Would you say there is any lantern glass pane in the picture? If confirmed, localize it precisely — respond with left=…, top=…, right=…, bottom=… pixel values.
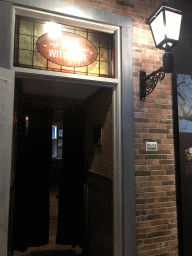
left=165, top=10, right=182, bottom=41
left=150, top=11, right=165, bottom=46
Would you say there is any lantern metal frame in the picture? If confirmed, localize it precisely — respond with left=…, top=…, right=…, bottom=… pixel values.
left=140, top=2, right=183, bottom=101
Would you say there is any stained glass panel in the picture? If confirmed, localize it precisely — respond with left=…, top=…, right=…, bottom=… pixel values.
left=14, top=15, right=115, bottom=78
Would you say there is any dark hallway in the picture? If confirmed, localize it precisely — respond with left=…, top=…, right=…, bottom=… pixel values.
left=10, top=78, right=86, bottom=256
left=9, top=77, right=113, bottom=256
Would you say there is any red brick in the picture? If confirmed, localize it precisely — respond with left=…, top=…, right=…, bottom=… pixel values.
left=145, top=191, right=167, bottom=198
left=147, top=230, right=172, bottom=238
left=147, top=208, right=167, bottom=215
left=151, top=219, right=169, bottom=226
left=154, top=234, right=177, bottom=243
left=151, top=170, right=166, bottom=175
left=137, top=226, right=156, bottom=234
left=142, top=203, right=161, bottom=209
left=136, top=220, right=152, bottom=228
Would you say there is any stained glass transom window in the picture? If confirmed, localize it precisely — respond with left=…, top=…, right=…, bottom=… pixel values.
left=14, top=15, right=115, bottom=78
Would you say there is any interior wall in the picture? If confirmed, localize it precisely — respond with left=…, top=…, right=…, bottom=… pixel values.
left=84, top=88, right=113, bottom=180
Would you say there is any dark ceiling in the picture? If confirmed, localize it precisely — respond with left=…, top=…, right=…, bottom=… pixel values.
left=22, top=78, right=101, bottom=101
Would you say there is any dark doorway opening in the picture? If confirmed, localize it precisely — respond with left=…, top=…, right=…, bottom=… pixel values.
left=8, top=77, right=113, bottom=256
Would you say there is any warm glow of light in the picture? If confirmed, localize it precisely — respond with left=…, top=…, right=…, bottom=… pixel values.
left=163, top=42, right=173, bottom=48
left=165, top=10, right=182, bottom=41
left=25, top=115, right=29, bottom=121
left=150, top=7, right=182, bottom=48
left=60, top=7, right=84, bottom=17
left=61, top=38, right=87, bottom=62
left=150, top=12, right=165, bottom=46
left=45, top=22, right=62, bottom=39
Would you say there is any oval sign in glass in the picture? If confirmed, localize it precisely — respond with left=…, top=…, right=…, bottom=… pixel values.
left=36, top=32, right=98, bottom=67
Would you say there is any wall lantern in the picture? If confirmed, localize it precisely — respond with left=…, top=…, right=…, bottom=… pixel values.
left=140, top=2, right=183, bottom=100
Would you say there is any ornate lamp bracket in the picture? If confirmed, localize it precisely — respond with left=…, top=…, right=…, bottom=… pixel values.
left=140, top=68, right=165, bottom=101
left=140, top=52, right=173, bottom=101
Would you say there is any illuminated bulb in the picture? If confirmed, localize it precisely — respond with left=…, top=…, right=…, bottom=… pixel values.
left=45, top=22, right=62, bottom=39
left=163, top=42, right=173, bottom=48
left=25, top=115, right=29, bottom=128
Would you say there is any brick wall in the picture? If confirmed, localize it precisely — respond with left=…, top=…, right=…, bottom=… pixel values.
left=62, top=0, right=179, bottom=255
left=132, top=2, right=178, bottom=255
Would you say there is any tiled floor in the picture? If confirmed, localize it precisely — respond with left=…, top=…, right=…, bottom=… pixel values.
left=13, top=187, right=82, bottom=256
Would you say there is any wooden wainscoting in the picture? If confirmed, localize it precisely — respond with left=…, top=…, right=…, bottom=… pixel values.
left=84, top=172, right=113, bottom=256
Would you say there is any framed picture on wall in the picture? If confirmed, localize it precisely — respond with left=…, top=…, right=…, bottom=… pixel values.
left=177, top=74, right=192, bottom=132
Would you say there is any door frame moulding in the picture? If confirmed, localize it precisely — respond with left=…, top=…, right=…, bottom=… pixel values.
left=14, top=67, right=119, bottom=88
left=6, top=1, right=135, bottom=255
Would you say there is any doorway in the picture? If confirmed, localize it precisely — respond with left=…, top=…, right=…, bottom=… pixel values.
left=9, top=76, right=113, bottom=256
left=0, top=1, right=135, bottom=255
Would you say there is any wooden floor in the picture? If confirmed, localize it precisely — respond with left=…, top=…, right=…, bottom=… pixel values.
left=13, top=187, right=82, bottom=256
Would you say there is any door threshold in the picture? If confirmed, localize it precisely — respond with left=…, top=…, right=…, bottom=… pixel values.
left=13, top=244, right=82, bottom=256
